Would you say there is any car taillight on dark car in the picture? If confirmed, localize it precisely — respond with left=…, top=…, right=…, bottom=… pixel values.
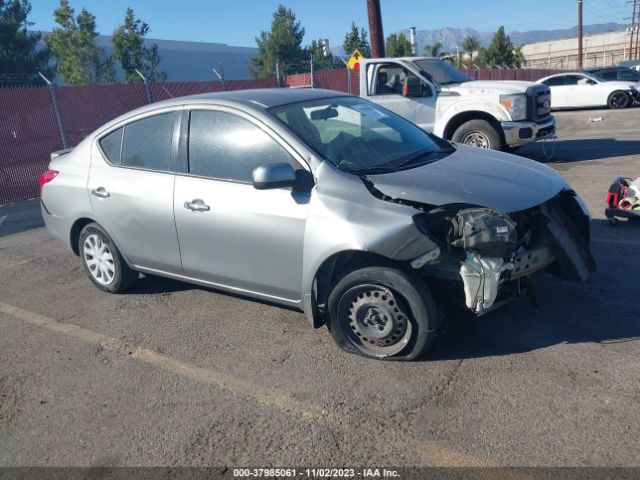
left=39, top=170, right=59, bottom=194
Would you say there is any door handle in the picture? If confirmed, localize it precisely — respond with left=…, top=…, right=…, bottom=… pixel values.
left=91, top=187, right=110, bottom=198
left=184, top=199, right=210, bottom=212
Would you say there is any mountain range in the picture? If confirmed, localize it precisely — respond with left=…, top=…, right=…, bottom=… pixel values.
left=334, top=22, right=627, bottom=56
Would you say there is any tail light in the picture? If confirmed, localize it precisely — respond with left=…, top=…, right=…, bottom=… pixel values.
left=39, top=170, right=59, bottom=195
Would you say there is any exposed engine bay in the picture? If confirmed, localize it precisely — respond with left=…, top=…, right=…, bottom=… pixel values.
left=406, top=190, right=596, bottom=315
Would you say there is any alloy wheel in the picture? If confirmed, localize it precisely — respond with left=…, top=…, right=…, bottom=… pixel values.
left=82, top=233, right=116, bottom=286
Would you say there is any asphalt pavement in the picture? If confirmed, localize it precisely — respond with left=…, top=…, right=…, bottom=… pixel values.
left=1, top=107, right=639, bottom=470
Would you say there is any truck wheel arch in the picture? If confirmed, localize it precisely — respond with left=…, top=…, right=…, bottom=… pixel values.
left=442, top=111, right=506, bottom=146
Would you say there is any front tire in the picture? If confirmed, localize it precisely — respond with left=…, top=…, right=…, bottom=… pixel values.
left=608, top=91, right=630, bottom=109
left=451, top=119, right=503, bottom=150
left=79, top=222, right=138, bottom=293
left=327, top=265, right=439, bottom=361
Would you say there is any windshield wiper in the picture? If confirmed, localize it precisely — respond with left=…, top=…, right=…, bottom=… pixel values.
left=353, top=165, right=400, bottom=175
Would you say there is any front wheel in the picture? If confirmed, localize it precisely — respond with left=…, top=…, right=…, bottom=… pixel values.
left=451, top=119, right=503, bottom=150
left=608, top=91, right=630, bottom=109
left=327, top=266, right=440, bottom=361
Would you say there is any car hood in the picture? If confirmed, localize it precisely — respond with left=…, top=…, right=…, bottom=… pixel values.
left=366, top=144, right=568, bottom=213
left=445, top=80, right=534, bottom=95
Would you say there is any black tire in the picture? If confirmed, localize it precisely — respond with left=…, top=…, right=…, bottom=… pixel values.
left=326, top=265, right=440, bottom=361
left=608, top=91, right=630, bottom=109
left=451, top=119, right=503, bottom=150
left=78, top=222, right=138, bottom=293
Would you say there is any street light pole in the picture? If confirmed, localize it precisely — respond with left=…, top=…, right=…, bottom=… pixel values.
left=366, top=0, right=385, bottom=58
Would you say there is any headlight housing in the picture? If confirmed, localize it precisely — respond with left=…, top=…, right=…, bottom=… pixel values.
left=500, top=93, right=527, bottom=121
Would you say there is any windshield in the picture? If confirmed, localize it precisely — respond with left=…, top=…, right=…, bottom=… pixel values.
left=269, top=96, right=453, bottom=175
left=413, top=59, right=473, bottom=86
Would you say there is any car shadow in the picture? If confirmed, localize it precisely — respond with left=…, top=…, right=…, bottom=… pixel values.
left=428, top=218, right=640, bottom=361
left=0, top=199, right=44, bottom=238
left=517, top=138, right=640, bottom=163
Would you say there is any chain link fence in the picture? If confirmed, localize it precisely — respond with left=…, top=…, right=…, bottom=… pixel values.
left=0, top=66, right=561, bottom=205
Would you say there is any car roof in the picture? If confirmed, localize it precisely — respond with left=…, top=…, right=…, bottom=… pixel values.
left=152, top=88, right=350, bottom=110
left=586, top=67, right=627, bottom=72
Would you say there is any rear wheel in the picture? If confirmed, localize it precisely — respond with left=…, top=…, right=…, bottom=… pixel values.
left=451, top=119, right=503, bottom=150
left=79, top=223, right=138, bottom=293
left=608, top=91, right=630, bottom=109
left=327, top=265, right=439, bottom=361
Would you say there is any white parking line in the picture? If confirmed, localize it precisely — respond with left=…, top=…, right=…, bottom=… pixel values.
left=0, top=299, right=523, bottom=472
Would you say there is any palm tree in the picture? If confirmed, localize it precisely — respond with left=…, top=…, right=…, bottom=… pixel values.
left=424, top=42, right=447, bottom=58
left=461, top=36, right=481, bottom=63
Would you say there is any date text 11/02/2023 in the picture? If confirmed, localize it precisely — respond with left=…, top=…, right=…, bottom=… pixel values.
left=233, top=468, right=400, bottom=478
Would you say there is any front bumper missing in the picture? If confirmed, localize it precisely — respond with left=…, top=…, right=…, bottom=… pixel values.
left=502, top=116, right=556, bottom=147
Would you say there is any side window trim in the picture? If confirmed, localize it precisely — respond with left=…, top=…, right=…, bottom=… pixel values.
left=184, top=106, right=306, bottom=184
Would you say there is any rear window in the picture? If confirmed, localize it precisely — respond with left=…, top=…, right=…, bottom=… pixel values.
left=121, top=113, right=175, bottom=171
left=99, top=127, right=123, bottom=164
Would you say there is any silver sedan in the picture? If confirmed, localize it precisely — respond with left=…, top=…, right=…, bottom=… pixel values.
left=41, top=89, right=595, bottom=360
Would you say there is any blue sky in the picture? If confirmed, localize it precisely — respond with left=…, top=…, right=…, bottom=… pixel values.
left=29, top=0, right=630, bottom=48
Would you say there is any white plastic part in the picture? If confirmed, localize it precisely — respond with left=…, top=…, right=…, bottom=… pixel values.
left=627, top=177, right=640, bottom=198
left=460, top=251, right=513, bottom=314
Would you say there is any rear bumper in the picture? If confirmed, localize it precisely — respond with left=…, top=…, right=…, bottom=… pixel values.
left=502, top=116, right=556, bottom=147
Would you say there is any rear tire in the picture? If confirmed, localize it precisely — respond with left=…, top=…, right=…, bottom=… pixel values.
left=327, top=265, right=440, bottom=361
left=451, top=119, right=503, bottom=150
left=79, top=222, right=138, bottom=293
left=608, top=91, right=630, bottom=109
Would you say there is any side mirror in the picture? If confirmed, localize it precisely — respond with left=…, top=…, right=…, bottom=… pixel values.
left=402, top=74, right=426, bottom=97
left=252, top=163, right=297, bottom=190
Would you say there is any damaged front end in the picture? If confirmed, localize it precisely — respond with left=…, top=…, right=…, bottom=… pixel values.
left=412, top=190, right=596, bottom=315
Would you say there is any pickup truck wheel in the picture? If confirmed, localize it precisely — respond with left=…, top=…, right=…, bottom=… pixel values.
left=608, top=91, right=630, bottom=109
left=326, top=266, right=439, bottom=361
left=79, top=222, right=138, bottom=293
left=452, top=120, right=502, bottom=150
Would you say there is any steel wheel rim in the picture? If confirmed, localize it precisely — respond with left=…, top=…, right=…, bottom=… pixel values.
left=461, top=132, right=490, bottom=148
left=83, top=233, right=115, bottom=286
left=339, top=284, right=413, bottom=357
left=612, top=93, right=627, bottom=108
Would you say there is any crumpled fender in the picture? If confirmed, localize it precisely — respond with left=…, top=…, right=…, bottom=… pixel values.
left=300, top=162, right=437, bottom=323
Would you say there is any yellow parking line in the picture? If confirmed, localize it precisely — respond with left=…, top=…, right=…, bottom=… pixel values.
left=0, top=299, right=531, bottom=475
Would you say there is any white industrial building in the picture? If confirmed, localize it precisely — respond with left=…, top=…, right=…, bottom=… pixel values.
left=522, top=28, right=638, bottom=69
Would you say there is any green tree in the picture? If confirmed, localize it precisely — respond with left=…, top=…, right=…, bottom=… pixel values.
left=514, top=45, right=526, bottom=67
left=0, top=0, right=52, bottom=83
left=111, top=8, right=165, bottom=82
left=478, top=26, right=515, bottom=67
left=45, top=0, right=114, bottom=84
left=343, top=22, right=370, bottom=58
left=424, top=42, right=447, bottom=58
left=385, top=33, right=411, bottom=57
left=461, top=35, right=480, bottom=64
left=251, top=4, right=306, bottom=78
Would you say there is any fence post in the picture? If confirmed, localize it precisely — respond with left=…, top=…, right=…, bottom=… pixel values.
left=38, top=72, right=68, bottom=149
left=135, top=69, right=154, bottom=104
left=276, top=60, right=281, bottom=87
left=310, top=54, right=314, bottom=88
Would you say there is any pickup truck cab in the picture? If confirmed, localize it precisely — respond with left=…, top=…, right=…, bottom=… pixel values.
left=360, top=57, right=556, bottom=151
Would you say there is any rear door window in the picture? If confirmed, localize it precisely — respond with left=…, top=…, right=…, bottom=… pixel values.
left=120, top=112, right=175, bottom=171
left=543, top=76, right=565, bottom=86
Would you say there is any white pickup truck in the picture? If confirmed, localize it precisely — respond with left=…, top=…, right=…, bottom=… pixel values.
left=359, top=57, right=556, bottom=151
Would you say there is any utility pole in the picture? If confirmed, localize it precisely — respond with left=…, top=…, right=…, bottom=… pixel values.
left=578, top=0, right=583, bottom=69
left=366, top=0, right=385, bottom=58
left=629, top=0, right=637, bottom=61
